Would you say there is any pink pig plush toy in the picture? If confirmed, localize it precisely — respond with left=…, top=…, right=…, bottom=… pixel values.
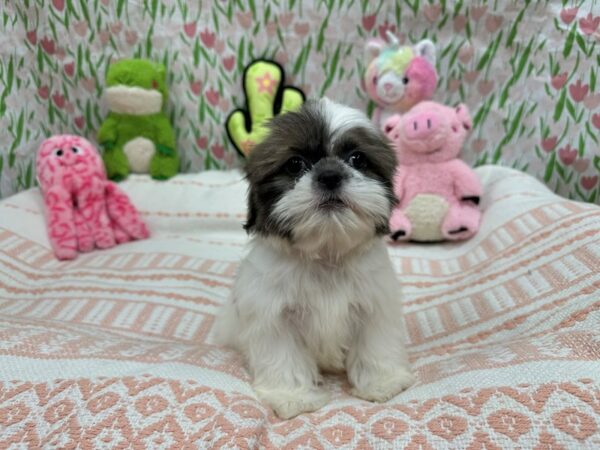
left=36, top=135, right=149, bottom=260
left=384, top=101, right=482, bottom=242
left=365, top=32, right=437, bottom=131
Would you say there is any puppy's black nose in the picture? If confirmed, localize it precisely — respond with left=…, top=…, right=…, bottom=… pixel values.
left=317, top=170, right=343, bottom=190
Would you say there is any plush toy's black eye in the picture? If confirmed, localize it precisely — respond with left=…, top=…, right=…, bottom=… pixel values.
left=347, top=151, right=367, bottom=170
left=373, top=75, right=378, bottom=85
left=71, top=147, right=80, bottom=154
left=402, top=77, right=409, bottom=84
left=285, top=156, right=308, bottom=176
left=55, top=149, right=63, bottom=157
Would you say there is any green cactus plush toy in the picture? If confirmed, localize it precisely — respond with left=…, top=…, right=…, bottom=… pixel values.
left=98, top=59, right=178, bottom=181
left=226, top=59, right=305, bottom=157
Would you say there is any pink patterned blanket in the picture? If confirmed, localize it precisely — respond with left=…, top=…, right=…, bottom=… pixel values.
left=0, top=166, right=598, bottom=448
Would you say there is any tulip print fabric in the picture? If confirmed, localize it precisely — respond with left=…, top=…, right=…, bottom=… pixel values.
left=0, top=0, right=599, bottom=202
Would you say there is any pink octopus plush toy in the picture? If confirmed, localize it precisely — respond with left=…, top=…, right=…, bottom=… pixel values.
left=37, top=135, right=149, bottom=260
left=384, top=101, right=482, bottom=242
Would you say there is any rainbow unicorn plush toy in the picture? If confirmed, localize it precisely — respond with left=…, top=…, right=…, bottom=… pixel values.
left=364, top=32, right=437, bottom=130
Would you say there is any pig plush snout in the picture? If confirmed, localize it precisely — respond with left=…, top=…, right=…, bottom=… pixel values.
left=385, top=109, right=446, bottom=154
left=403, top=111, right=441, bottom=141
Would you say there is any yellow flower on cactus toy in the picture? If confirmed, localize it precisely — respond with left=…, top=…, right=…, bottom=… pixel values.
left=256, top=72, right=277, bottom=95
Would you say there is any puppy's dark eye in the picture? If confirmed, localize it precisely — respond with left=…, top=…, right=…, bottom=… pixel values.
left=54, top=149, right=63, bottom=157
left=285, top=156, right=308, bottom=176
left=402, top=77, right=409, bottom=84
left=71, top=146, right=80, bottom=154
left=347, top=151, right=367, bottom=170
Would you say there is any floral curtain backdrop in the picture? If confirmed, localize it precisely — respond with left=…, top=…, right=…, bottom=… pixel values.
left=0, top=0, right=599, bottom=202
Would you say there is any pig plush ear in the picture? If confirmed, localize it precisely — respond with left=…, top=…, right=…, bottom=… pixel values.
left=455, top=104, right=472, bottom=131
left=415, top=39, right=436, bottom=67
left=383, top=114, right=402, bottom=137
left=365, top=38, right=386, bottom=64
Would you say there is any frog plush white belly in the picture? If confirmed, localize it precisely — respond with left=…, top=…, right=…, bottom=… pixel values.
left=123, top=137, right=156, bottom=173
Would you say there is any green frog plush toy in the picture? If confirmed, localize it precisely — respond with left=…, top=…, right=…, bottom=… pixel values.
left=98, top=59, right=178, bottom=181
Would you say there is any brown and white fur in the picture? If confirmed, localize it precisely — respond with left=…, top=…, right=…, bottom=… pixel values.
left=215, top=98, right=414, bottom=419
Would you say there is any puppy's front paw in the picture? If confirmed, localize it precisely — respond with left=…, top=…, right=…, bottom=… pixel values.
left=256, top=387, right=330, bottom=419
left=351, top=366, right=415, bottom=403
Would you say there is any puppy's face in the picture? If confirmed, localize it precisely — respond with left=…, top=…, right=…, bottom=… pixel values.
left=245, top=98, right=397, bottom=257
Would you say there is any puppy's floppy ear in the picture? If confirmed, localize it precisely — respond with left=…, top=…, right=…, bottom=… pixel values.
left=244, top=187, right=257, bottom=232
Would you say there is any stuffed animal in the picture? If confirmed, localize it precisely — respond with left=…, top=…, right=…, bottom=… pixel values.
left=383, top=101, right=482, bottom=242
left=226, top=59, right=305, bottom=157
left=365, top=32, right=437, bottom=131
left=36, top=135, right=149, bottom=260
left=98, top=58, right=178, bottom=181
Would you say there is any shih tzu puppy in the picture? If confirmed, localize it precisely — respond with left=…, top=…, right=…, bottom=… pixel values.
left=215, top=98, right=414, bottom=419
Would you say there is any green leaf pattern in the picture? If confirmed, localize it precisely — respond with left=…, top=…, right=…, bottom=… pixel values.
left=0, top=0, right=599, bottom=202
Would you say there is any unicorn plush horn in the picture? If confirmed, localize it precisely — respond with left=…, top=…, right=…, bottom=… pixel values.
left=386, top=30, right=399, bottom=47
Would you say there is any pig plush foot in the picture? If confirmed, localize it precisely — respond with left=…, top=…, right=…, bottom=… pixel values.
left=442, top=204, right=481, bottom=241
left=389, top=209, right=412, bottom=241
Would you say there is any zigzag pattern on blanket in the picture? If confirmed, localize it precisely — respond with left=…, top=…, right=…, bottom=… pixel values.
left=1, top=378, right=599, bottom=448
left=0, top=167, right=599, bottom=448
